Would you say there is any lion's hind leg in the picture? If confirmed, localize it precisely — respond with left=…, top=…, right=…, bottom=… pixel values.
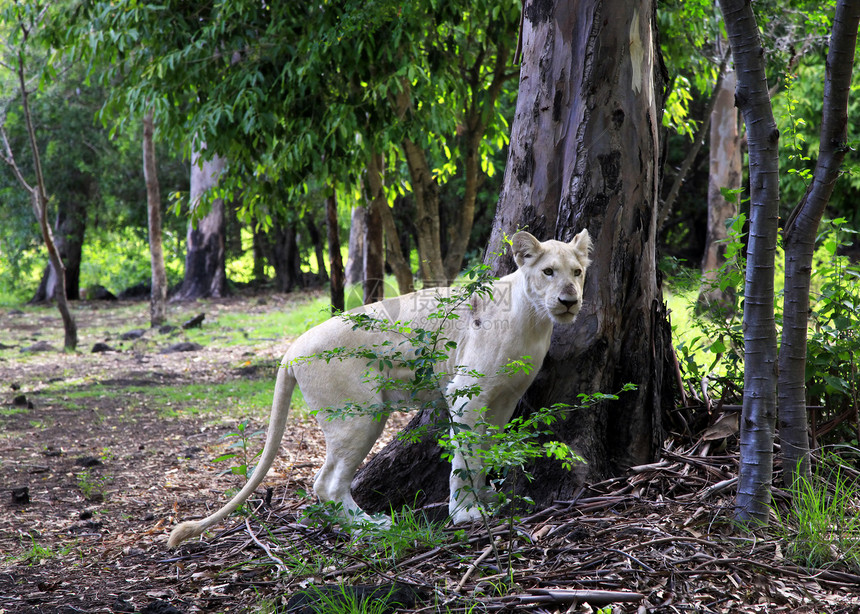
left=312, top=406, right=391, bottom=528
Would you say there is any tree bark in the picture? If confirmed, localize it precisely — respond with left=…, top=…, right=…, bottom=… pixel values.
left=326, top=190, right=345, bottom=313
left=344, top=206, right=366, bottom=286
left=143, top=110, right=168, bottom=326
left=697, top=52, right=741, bottom=316
left=717, top=0, right=781, bottom=526
left=261, top=222, right=301, bottom=293
left=402, top=138, right=446, bottom=287
left=173, top=146, right=228, bottom=301
left=354, top=0, right=672, bottom=512
left=779, top=0, right=860, bottom=488
left=364, top=152, right=385, bottom=304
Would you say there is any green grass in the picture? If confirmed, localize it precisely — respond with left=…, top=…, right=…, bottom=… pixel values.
left=772, top=457, right=860, bottom=572
left=40, top=377, right=311, bottom=421
left=190, top=296, right=331, bottom=346
left=10, top=537, right=79, bottom=566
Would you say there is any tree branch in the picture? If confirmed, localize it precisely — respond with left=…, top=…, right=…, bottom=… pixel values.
left=0, top=125, right=35, bottom=195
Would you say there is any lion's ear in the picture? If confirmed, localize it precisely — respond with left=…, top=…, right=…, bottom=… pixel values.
left=512, top=231, right=543, bottom=268
left=569, top=229, right=593, bottom=267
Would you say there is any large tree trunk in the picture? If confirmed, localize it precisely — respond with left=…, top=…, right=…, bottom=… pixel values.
left=354, top=0, right=672, bottom=512
left=143, top=111, right=168, bottom=326
left=717, top=0, right=781, bottom=526
left=779, top=0, right=860, bottom=487
left=697, top=53, right=741, bottom=315
left=172, top=146, right=228, bottom=301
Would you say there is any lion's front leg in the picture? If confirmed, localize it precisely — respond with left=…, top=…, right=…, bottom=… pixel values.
left=447, top=393, right=521, bottom=524
left=446, top=398, right=493, bottom=524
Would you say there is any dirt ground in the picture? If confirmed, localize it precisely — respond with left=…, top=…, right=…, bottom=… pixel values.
left=0, top=293, right=335, bottom=613
left=1, top=293, right=859, bottom=614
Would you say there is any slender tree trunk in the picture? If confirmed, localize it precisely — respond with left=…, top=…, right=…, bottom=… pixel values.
left=718, top=0, right=781, bottom=526
left=7, top=49, right=77, bottom=350
left=779, top=0, right=860, bottom=488
left=402, top=139, right=446, bottom=287
left=326, top=190, right=345, bottom=313
left=354, top=0, right=673, bottom=512
left=304, top=213, right=328, bottom=283
left=143, top=111, right=168, bottom=326
left=364, top=152, right=385, bottom=303
left=173, top=146, right=228, bottom=301
left=698, top=53, right=741, bottom=316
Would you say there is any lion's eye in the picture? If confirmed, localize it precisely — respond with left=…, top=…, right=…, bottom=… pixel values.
left=574, top=269, right=582, bottom=277
left=542, top=268, right=554, bottom=276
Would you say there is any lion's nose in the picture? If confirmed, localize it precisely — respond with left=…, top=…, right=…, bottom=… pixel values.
left=558, top=297, right=578, bottom=309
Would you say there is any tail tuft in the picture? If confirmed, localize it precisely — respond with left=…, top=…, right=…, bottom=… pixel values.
left=167, top=520, right=205, bottom=548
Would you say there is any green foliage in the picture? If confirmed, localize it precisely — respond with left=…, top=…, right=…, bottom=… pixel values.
left=805, top=219, right=860, bottom=446
left=773, top=61, right=860, bottom=227
left=772, top=454, right=860, bottom=571
left=658, top=0, right=721, bottom=135
left=76, top=469, right=111, bottom=501
left=11, top=536, right=77, bottom=566
left=81, top=227, right=185, bottom=294
left=214, top=420, right=265, bottom=481
left=293, top=583, right=405, bottom=614
left=64, top=0, right=518, bottom=232
left=672, top=211, right=748, bottom=404
left=671, top=213, right=860, bottom=446
left=781, top=73, right=815, bottom=187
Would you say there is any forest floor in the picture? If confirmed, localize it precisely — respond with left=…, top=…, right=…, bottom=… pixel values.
left=1, top=291, right=859, bottom=614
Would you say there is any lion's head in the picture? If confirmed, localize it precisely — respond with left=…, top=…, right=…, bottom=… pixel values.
left=512, top=229, right=593, bottom=324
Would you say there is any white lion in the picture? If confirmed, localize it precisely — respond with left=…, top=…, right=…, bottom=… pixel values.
left=168, top=230, right=592, bottom=547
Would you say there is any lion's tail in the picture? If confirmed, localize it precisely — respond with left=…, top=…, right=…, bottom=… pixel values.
left=167, top=363, right=296, bottom=548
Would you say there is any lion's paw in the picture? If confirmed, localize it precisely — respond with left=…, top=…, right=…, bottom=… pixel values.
left=351, top=512, right=392, bottom=534
left=451, top=505, right=484, bottom=524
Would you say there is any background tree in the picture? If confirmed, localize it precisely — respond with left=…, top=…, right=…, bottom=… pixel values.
left=0, top=0, right=77, bottom=350
left=717, top=0, right=782, bottom=525
left=698, top=39, right=741, bottom=314
left=143, top=110, right=168, bottom=325
left=172, top=148, right=227, bottom=300
left=778, top=0, right=860, bottom=486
